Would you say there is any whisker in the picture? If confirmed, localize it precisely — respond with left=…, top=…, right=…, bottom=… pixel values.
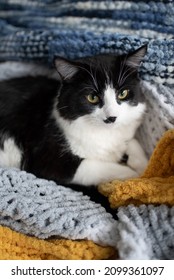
left=102, top=63, right=110, bottom=86
left=118, top=66, right=130, bottom=85
left=78, top=65, right=99, bottom=92
left=119, top=67, right=136, bottom=87
left=90, top=63, right=99, bottom=91
left=117, top=60, right=123, bottom=85
left=117, top=55, right=127, bottom=86
left=58, top=105, right=68, bottom=111
left=78, top=86, right=98, bottom=94
left=94, top=64, right=98, bottom=88
left=119, top=82, right=137, bottom=90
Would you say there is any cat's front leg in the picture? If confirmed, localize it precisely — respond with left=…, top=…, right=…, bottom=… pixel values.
left=126, top=138, right=148, bottom=175
left=71, top=159, right=138, bottom=186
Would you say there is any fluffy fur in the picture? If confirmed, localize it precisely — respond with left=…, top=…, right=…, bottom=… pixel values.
left=0, top=46, right=148, bottom=186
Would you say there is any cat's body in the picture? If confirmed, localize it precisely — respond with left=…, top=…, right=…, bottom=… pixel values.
left=0, top=46, right=148, bottom=186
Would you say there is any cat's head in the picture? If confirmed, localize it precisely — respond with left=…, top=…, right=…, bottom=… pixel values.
left=54, top=45, right=147, bottom=128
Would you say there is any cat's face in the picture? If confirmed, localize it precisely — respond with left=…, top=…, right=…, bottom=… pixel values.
left=54, top=45, right=147, bottom=128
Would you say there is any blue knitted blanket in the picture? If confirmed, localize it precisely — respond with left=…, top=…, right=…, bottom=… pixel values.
left=0, top=0, right=174, bottom=260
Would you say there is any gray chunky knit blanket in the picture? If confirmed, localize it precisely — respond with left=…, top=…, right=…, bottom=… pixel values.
left=0, top=0, right=174, bottom=260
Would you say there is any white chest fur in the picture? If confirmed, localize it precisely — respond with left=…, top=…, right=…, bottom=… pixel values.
left=53, top=106, right=148, bottom=186
left=54, top=84, right=146, bottom=165
left=56, top=113, right=137, bottom=163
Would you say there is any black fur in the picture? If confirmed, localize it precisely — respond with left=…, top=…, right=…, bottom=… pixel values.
left=0, top=46, right=146, bottom=185
left=0, top=76, right=82, bottom=183
left=56, top=53, right=145, bottom=120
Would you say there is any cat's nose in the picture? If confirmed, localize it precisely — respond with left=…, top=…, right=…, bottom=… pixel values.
left=104, top=116, right=117, bottom=124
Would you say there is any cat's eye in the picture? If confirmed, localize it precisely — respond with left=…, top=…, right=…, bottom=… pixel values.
left=86, top=94, right=100, bottom=104
left=118, top=89, right=130, bottom=100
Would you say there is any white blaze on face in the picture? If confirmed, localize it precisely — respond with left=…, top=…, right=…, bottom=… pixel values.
left=103, top=85, right=118, bottom=119
left=91, top=85, right=118, bottom=123
left=92, top=84, right=146, bottom=126
left=53, top=82, right=146, bottom=164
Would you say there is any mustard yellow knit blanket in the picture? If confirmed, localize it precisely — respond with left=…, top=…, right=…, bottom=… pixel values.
left=99, top=129, right=174, bottom=207
left=0, top=130, right=174, bottom=260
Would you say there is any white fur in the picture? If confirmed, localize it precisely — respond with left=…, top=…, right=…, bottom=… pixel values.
left=72, top=160, right=138, bottom=186
left=54, top=85, right=147, bottom=186
left=0, top=63, right=148, bottom=185
left=127, top=138, right=148, bottom=175
left=0, top=138, right=22, bottom=168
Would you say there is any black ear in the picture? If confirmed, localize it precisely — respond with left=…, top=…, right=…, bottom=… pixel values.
left=54, top=57, right=79, bottom=80
left=126, top=45, right=147, bottom=68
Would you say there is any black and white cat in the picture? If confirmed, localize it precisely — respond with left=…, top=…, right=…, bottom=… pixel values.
left=0, top=46, right=148, bottom=186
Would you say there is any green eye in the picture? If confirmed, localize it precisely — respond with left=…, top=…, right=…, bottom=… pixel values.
left=118, top=89, right=130, bottom=100
left=86, top=94, right=100, bottom=104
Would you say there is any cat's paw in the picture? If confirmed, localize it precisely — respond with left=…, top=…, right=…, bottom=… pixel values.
left=72, top=159, right=139, bottom=186
left=127, top=138, right=148, bottom=176
left=119, top=166, right=139, bottom=180
left=102, top=164, right=138, bottom=182
left=128, top=155, right=148, bottom=175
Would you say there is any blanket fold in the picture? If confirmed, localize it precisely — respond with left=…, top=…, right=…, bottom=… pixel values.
left=0, top=226, right=116, bottom=260
left=99, top=130, right=174, bottom=208
left=0, top=129, right=174, bottom=260
left=0, top=0, right=174, bottom=260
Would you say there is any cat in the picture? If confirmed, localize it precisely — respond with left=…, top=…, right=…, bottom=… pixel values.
left=0, top=45, right=148, bottom=187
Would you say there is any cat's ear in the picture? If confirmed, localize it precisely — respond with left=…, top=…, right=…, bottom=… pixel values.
left=126, top=45, right=147, bottom=68
left=54, top=57, right=79, bottom=80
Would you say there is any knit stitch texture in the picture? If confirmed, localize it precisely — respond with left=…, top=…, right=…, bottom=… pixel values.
left=0, top=0, right=174, bottom=155
left=0, top=130, right=174, bottom=260
left=0, top=168, right=118, bottom=247
left=0, top=0, right=174, bottom=260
